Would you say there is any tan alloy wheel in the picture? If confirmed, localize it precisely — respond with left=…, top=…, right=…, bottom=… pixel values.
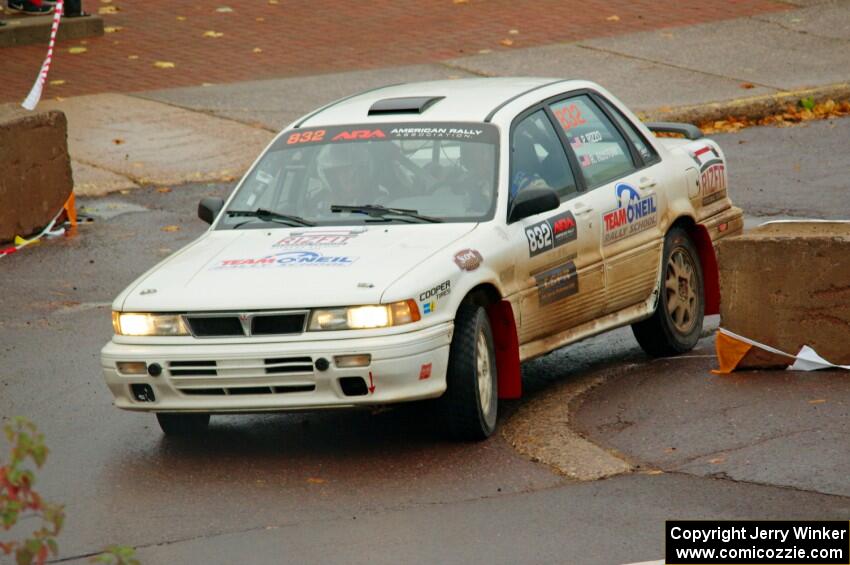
left=665, top=247, right=698, bottom=334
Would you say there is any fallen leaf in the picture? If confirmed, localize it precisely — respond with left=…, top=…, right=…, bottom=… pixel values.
left=478, top=48, right=492, bottom=54
left=104, top=25, right=123, bottom=33
left=201, top=82, right=214, bottom=87
left=252, top=47, right=263, bottom=53
left=215, top=6, right=233, bottom=12
left=54, top=96, right=65, bottom=102
left=176, top=15, right=187, bottom=21
left=98, top=5, right=119, bottom=14
left=127, top=55, right=139, bottom=60
left=500, top=38, right=514, bottom=46
left=49, top=79, right=66, bottom=86
left=644, top=469, right=664, bottom=475
left=112, top=138, right=124, bottom=145
left=808, top=399, right=826, bottom=404
left=100, top=0, right=112, bottom=3
left=606, top=14, right=620, bottom=21
left=203, top=30, right=224, bottom=38
left=508, top=29, right=519, bottom=35
left=161, top=225, right=180, bottom=232
left=708, top=456, right=726, bottom=464
left=154, top=61, right=176, bottom=69
left=268, top=0, right=278, bottom=4
left=255, top=17, right=265, bottom=21
left=119, top=189, right=131, bottom=195
left=660, top=32, right=675, bottom=38
left=306, top=477, right=325, bottom=484
left=157, top=187, right=172, bottom=193
left=740, top=82, right=755, bottom=89
left=68, top=46, right=88, bottom=54
left=453, top=0, right=468, bottom=4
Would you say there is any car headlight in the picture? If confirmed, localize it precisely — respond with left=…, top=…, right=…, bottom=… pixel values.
left=308, top=300, right=420, bottom=331
left=112, top=312, right=189, bottom=336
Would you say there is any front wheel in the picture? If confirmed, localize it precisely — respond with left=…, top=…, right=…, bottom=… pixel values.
left=632, top=226, right=704, bottom=356
left=436, top=303, right=498, bottom=441
left=156, top=413, right=210, bottom=436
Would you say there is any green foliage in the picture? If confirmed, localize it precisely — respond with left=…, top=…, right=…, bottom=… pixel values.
left=799, top=96, right=816, bottom=111
left=0, top=417, right=65, bottom=565
left=90, top=545, right=140, bottom=565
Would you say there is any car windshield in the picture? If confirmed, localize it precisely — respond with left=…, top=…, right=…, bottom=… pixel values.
left=217, top=122, right=499, bottom=229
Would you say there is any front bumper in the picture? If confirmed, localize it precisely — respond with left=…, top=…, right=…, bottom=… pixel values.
left=101, top=322, right=453, bottom=413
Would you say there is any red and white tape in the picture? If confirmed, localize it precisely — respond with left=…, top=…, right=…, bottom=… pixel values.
left=21, top=0, right=64, bottom=111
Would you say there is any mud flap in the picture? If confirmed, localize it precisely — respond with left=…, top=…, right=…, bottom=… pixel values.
left=689, top=224, right=720, bottom=315
left=487, top=300, right=522, bottom=399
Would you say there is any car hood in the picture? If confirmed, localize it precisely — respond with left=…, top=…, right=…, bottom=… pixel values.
left=120, top=223, right=477, bottom=312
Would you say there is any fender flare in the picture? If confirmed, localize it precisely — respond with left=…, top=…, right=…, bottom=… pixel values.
left=687, top=223, right=720, bottom=315
left=487, top=300, right=522, bottom=399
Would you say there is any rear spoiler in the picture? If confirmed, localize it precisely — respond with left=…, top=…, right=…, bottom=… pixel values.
left=645, top=121, right=704, bottom=140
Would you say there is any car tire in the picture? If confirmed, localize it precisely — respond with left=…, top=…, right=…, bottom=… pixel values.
left=156, top=413, right=210, bottom=436
left=632, top=226, right=704, bottom=356
left=437, top=303, right=498, bottom=441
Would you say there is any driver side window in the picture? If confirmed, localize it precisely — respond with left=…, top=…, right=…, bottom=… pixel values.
left=510, top=110, right=578, bottom=206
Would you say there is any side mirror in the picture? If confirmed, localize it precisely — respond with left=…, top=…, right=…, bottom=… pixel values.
left=198, top=197, right=224, bottom=225
left=508, top=186, right=560, bottom=223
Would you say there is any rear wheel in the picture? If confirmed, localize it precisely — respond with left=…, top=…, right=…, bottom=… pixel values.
left=632, top=226, right=704, bottom=356
left=156, top=413, right=210, bottom=436
left=437, top=303, right=498, bottom=441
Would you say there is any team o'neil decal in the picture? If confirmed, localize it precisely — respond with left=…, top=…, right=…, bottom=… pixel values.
left=534, top=261, right=578, bottom=305
left=524, top=211, right=578, bottom=257
left=690, top=144, right=727, bottom=206
left=214, top=250, right=357, bottom=269
left=602, top=183, right=658, bottom=245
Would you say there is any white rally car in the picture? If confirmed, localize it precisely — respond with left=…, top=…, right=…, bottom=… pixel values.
left=102, top=78, right=743, bottom=439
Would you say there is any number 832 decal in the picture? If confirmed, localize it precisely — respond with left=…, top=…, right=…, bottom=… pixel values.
left=524, top=211, right=578, bottom=257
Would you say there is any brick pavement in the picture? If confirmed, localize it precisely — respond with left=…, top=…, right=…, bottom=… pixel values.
left=0, top=0, right=790, bottom=103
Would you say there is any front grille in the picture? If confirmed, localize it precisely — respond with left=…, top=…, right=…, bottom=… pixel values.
left=185, top=316, right=243, bottom=337
left=184, top=311, right=307, bottom=337
left=252, top=313, right=306, bottom=335
left=167, top=356, right=316, bottom=397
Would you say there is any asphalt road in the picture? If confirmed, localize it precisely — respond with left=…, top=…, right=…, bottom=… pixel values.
left=0, top=117, right=848, bottom=564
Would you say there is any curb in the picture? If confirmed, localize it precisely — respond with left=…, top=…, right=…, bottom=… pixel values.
left=0, top=13, right=103, bottom=48
left=638, top=82, right=850, bottom=125
left=501, top=364, right=636, bottom=481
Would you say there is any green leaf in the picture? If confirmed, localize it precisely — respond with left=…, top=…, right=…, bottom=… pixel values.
left=800, top=96, right=815, bottom=110
left=16, top=546, right=33, bottom=565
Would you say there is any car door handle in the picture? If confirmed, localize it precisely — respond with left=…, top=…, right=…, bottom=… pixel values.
left=639, top=177, right=657, bottom=190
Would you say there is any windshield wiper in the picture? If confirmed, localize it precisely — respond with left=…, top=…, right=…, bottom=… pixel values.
left=330, top=204, right=442, bottom=223
left=227, top=208, right=315, bottom=227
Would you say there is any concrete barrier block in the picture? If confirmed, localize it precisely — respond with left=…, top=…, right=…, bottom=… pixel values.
left=0, top=107, right=73, bottom=243
left=718, top=221, right=850, bottom=365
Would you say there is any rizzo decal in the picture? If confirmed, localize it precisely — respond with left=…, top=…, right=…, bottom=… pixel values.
left=689, top=143, right=728, bottom=205
left=420, top=280, right=451, bottom=315
left=534, top=261, right=579, bottom=305
left=525, top=211, right=578, bottom=257
left=700, top=162, right=726, bottom=205
left=274, top=228, right=365, bottom=248
left=215, top=251, right=357, bottom=269
left=453, top=249, right=483, bottom=271
left=602, top=183, right=658, bottom=245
